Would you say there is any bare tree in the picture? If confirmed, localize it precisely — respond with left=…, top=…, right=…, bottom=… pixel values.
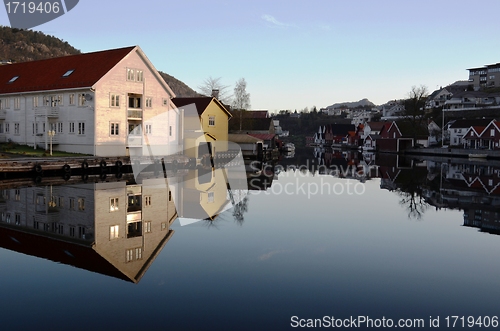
left=198, top=76, right=232, bottom=104
left=402, top=85, right=430, bottom=144
left=232, top=78, right=251, bottom=131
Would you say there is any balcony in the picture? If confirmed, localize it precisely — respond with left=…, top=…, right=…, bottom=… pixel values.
left=35, top=106, right=59, bottom=118
left=127, top=135, right=142, bottom=146
left=128, top=109, right=143, bottom=120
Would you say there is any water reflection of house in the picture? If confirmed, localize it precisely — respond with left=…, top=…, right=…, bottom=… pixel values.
left=0, top=179, right=176, bottom=283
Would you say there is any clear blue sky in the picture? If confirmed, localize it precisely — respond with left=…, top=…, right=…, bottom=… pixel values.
left=1, top=0, right=499, bottom=111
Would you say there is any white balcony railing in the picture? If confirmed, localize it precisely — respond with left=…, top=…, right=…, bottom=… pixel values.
left=35, top=106, right=59, bottom=118
left=128, top=109, right=143, bottom=120
left=127, top=135, right=142, bottom=146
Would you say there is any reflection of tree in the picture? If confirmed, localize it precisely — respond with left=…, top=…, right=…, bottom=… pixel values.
left=397, top=190, right=429, bottom=220
left=393, top=166, right=431, bottom=220
left=233, top=196, right=249, bottom=225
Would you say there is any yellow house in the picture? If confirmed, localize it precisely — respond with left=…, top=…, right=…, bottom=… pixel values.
left=172, top=97, right=232, bottom=159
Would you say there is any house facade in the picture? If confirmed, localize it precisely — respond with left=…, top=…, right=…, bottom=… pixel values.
left=0, top=46, right=181, bottom=157
left=172, top=97, right=232, bottom=159
left=448, top=119, right=492, bottom=146
left=463, top=120, right=500, bottom=150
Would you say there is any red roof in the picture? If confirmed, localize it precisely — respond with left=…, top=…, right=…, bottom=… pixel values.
left=248, top=133, right=276, bottom=140
left=172, top=97, right=232, bottom=117
left=0, top=46, right=136, bottom=94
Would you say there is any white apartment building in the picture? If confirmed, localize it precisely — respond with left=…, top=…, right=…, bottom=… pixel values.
left=0, top=46, right=182, bottom=157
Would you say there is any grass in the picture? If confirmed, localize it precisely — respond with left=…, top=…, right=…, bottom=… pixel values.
left=0, top=142, right=91, bottom=157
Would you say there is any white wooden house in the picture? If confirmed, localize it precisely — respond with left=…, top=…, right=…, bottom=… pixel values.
left=0, top=46, right=182, bottom=157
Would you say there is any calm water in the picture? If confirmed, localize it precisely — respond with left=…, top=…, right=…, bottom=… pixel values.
left=1, top=150, right=500, bottom=330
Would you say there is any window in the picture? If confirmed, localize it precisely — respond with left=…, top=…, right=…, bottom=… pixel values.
left=161, top=222, right=167, bottom=231
left=110, top=123, right=119, bottom=136
left=128, top=96, right=141, bottom=108
left=110, top=197, right=119, bottom=211
left=62, top=69, right=74, bottom=77
left=110, top=225, right=119, bottom=240
left=208, top=116, right=215, bottom=126
left=49, top=95, right=63, bottom=107
left=33, top=96, right=39, bottom=108
left=0, top=99, right=6, bottom=110
left=14, top=123, right=19, bottom=135
left=15, top=213, right=21, bottom=225
left=491, top=129, right=495, bottom=137
left=208, top=192, right=215, bottom=203
left=78, top=93, right=86, bottom=106
left=14, top=97, right=20, bottom=109
left=69, top=122, right=75, bottom=133
left=169, top=126, right=172, bottom=136
left=69, top=93, right=75, bottom=105
left=144, top=196, right=151, bottom=207
left=69, top=226, right=75, bottom=237
left=78, top=198, right=85, bottom=211
left=110, top=94, right=120, bottom=107
left=145, top=124, right=152, bottom=134
left=126, top=247, right=143, bottom=262
left=145, top=221, right=151, bottom=233
left=78, top=122, right=85, bottom=135
left=127, top=68, right=135, bottom=81
left=78, top=226, right=85, bottom=239
left=136, top=70, right=144, bottom=82
left=14, top=189, right=20, bottom=201
left=5, top=123, right=9, bottom=133
left=135, top=247, right=142, bottom=259
left=57, top=122, right=63, bottom=133
left=8, top=76, right=19, bottom=83
left=162, top=98, right=168, bottom=106
left=0, top=123, right=3, bottom=133
left=168, top=190, right=172, bottom=202
left=126, top=249, right=133, bottom=262
left=145, top=97, right=152, bottom=108
left=69, top=198, right=75, bottom=210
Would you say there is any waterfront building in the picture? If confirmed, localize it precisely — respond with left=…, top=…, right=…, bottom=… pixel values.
left=0, top=46, right=181, bottom=156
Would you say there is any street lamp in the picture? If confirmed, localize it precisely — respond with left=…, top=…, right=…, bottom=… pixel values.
left=48, top=130, right=55, bottom=155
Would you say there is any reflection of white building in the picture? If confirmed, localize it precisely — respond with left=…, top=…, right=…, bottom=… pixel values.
left=0, top=46, right=181, bottom=156
left=0, top=179, right=177, bottom=283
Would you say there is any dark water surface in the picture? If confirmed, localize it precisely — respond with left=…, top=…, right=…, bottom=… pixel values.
left=1, top=153, right=500, bottom=330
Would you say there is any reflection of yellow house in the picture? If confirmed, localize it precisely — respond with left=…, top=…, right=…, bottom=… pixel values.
left=172, top=97, right=232, bottom=158
left=179, top=168, right=231, bottom=221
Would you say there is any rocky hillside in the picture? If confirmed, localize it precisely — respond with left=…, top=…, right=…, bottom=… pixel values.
left=158, top=71, right=201, bottom=98
left=0, top=26, right=80, bottom=61
left=326, top=98, right=375, bottom=109
left=0, top=26, right=199, bottom=97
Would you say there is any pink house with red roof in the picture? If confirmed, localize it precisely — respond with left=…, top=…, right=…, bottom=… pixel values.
left=0, top=46, right=181, bottom=156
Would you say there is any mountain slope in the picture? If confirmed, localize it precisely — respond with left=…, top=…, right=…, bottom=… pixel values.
left=326, top=98, right=375, bottom=109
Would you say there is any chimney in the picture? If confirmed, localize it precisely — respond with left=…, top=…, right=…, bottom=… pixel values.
left=211, top=89, right=219, bottom=99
